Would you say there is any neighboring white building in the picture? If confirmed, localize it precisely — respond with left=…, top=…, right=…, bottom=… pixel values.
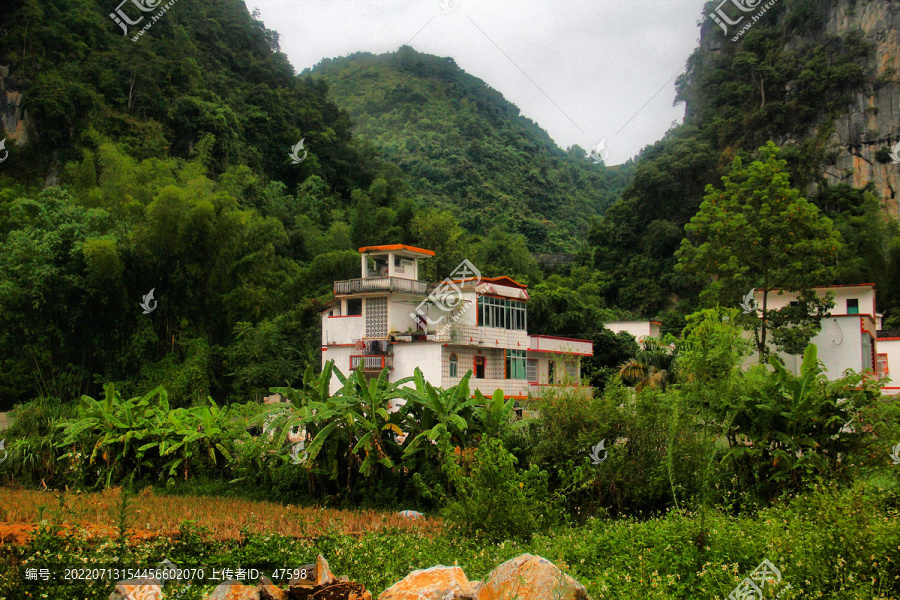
left=745, top=284, right=897, bottom=394
left=877, top=331, right=899, bottom=395
left=321, top=245, right=593, bottom=399
left=606, top=320, right=661, bottom=341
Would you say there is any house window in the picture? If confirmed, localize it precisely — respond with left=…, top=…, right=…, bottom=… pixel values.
left=548, top=360, right=555, bottom=384
left=347, top=298, right=362, bottom=316
left=847, top=298, right=859, bottom=314
left=477, top=296, right=526, bottom=331
left=876, top=353, right=888, bottom=378
left=526, top=359, right=538, bottom=382
left=449, top=353, right=458, bottom=378
left=474, top=356, right=485, bottom=379
left=565, top=361, right=578, bottom=382
left=505, top=350, right=527, bottom=379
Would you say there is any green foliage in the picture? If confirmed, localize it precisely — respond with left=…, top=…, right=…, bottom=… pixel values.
left=444, top=437, right=556, bottom=541
left=617, top=338, right=678, bottom=391
left=54, top=384, right=244, bottom=487
left=676, top=142, right=842, bottom=359
left=309, top=48, right=633, bottom=252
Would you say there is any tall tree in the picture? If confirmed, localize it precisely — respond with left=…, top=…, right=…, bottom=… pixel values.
left=676, top=142, right=842, bottom=360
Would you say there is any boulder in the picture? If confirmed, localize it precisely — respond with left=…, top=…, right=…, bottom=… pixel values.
left=109, top=578, right=162, bottom=600
left=205, top=580, right=261, bottom=600
left=378, top=565, right=475, bottom=600
left=475, top=555, right=589, bottom=600
left=288, top=555, right=336, bottom=599
left=259, top=575, right=289, bottom=600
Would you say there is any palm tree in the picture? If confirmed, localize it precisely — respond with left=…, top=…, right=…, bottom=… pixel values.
left=617, top=339, right=677, bottom=391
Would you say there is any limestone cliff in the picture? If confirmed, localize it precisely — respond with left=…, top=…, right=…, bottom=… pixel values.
left=691, top=0, right=899, bottom=218
left=821, top=0, right=899, bottom=216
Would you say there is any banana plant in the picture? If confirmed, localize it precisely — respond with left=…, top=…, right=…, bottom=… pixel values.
left=400, top=368, right=476, bottom=463
left=473, top=387, right=523, bottom=438
left=344, top=367, right=412, bottom=478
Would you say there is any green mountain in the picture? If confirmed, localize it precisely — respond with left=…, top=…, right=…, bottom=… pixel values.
left=586, top=0, right=900, bottom=323
left=307, top=47, right=633, bottom=252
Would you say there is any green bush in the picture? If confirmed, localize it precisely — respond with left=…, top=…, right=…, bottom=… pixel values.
left=443, top=437, right=557, bottom=541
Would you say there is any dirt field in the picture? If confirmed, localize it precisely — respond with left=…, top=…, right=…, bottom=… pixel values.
left=0, top=486, right=440, bottom=545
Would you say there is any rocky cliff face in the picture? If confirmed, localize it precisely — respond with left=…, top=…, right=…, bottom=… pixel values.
left=820, top=0, right=899, bottom=217
left=694, top=0, right=900, bottom=218
left=0, top=65, right=30, bottom=146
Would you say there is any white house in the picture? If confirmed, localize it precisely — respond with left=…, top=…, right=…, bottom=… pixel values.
left=877, top=330, right=899, bottom=395
left=606, top=320, right=662, bottom=341
left=745, top=284, right=897, bottom=394
left=321, top=244, right=593, bottom=399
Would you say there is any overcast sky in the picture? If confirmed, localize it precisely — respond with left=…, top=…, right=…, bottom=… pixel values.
left=247, top=0, right=710, bottom=165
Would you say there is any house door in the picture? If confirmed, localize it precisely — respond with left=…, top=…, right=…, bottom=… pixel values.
left=474, top=356, right=485, bottom=379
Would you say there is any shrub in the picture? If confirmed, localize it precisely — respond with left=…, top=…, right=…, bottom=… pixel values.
left=443, top=437, right=556, bottom=541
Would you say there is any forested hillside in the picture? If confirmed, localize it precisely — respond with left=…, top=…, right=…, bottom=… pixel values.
left=308, top=48, right=633, bottom=250
left=1, top=0, right=898, bottom=410
left=585, top=0, right=900, bottom=325
left=0, top=0, right=632, bottom=409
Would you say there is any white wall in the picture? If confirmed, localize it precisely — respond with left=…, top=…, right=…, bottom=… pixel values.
left=745, top=315, right=870, bottom=379
left=606, top=321, right=660, bottom=340
left=753, top=286, right=876, bottom=316
left=878, top=338, right=900, bottom=395
left=322, top=315, right=364, bottom=345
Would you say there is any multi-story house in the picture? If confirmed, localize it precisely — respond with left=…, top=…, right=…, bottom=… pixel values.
left=745, top=284, right=898, bottom=394
left=320, top=244, right=593, bottom=398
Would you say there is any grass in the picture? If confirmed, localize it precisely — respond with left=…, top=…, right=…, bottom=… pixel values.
left=0, top=485, right=442, bottom=544
left=1, top=482, right=898, bottom=600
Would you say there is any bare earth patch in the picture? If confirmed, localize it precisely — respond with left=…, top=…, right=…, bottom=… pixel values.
left=0, top=486, right=440, bottom=544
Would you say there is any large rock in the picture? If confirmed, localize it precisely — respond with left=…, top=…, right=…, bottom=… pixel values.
left=259, top=576, right=289, bottom=600
left=109, top=578, right=162, bottom=600
left=289, top=555, right=336, bottom=599
left=206, top=580, right=261, bottom=600
left=378, top=565, right=475, bottom=600
left=475, top=555, right=589, bottom=600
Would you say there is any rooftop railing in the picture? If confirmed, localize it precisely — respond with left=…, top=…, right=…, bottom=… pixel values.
left=334, top=277, right=428, bottom=295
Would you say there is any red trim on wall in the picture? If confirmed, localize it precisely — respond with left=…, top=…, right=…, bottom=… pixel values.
left=531, top=334, right=594, bottom=343
left=879, top=337, right=900, bottom=341
left=526, top=349, right=592, bottom=356
left=327, top=315, right=362, bottom=318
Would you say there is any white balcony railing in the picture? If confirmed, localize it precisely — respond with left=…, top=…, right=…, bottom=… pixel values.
left=334, top=277, right=428, bottom=295
left=350, top=355, right=393, bottom=371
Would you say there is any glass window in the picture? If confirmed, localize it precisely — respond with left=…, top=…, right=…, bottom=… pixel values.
left=526, top=359, right=538, bottom=382
left=347, top=298, right=362, bottom=315
left=847, top=298, right=859, bottom=314
left=876, top=353, right=888, bottom=377
left=449, top=353, right=458, bottom=378
left=506, top=350, right=527, bottom=379
left=477, top=296, right=527, bottom=331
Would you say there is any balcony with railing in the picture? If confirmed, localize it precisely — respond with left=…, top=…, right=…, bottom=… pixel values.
left=334, top=277, right=429, bottom=295
left=350, top=354, right=393, bottom=371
